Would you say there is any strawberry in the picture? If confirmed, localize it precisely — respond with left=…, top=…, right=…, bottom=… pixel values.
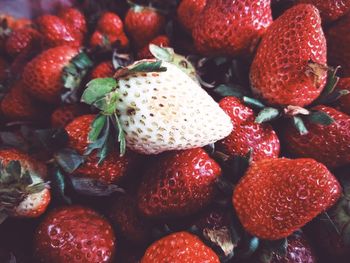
left=137, top=35, right=170, bottom=59
left=82, top=60, right=233, bottom=155
left=51, top=104, right=89, bottom=128
left=125, top=5, right=165, bottom=48
left=297, top=0, right=350, bottom=23
left=33, top=206, right=115, bottom=263
left=65, top=114, right=137, bottom=184
left=250, top=4, right=327, bottom=107
left=327, top=13, right=350, bottom=77
left=90, top=61, right=115, bottom=79
left=233, top=158, right=341, bottom=240
left=5, top=27, right=41, bottom=57
left=284, top=105, right=350, bottom=168
left=141, top=231, right=220, bottom=262
left=23, top=46, right=91, bottom=104
left=336, top=78, right=350, bottom=114
left=192, top=0, right=273, bottom=57
left=1, top=80, right=45, bottom=122
left=108, top=194, right=152, bottom=244
left=217, top=97, right=280, bottom=162
left=0, top=148, right=50, bottom=221
left=58, top=7, right=87, bottom=37
left=137, top=148, right=221, bottom=218
left=177, top=0, right=207, bottom=33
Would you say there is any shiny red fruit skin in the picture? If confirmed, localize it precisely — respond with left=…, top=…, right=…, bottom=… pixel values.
left=192, top=0, right=272, bottom=56
left=250, top=4, right=327, bottom=107
left=298, top=0, right=350, bottom=23
left=58, top=8, right=87, bottom=36
left=65, top=114, right=136, bottom=184
left=90, top=61, right=115, bottom=79
left=125, top=6, right=165, bottom=48
left=97, top=12, right=124, bottom=35
left=5, top=27, right=42, bottom=57
left=327, top=13, right=350, bottom=77
left=337, top=78, right=350, bottom=114
left=177, top=0, right=207, bottom=33
left=138, top=148, right=221, bottom=218
left=284, top=105, right=350, bottom=168
left=141, top=232, right=220, bottom=262
left=233, top=158, right=341, bottom=240
left=51, top=104, right=88, bottom=128
left=218, top=97, right=280, bottom=162
left=137, top=35, right=170, bottom=59
left=23, top=46, right=78, bottom=104
left=34, top=206, right=115, bottom=263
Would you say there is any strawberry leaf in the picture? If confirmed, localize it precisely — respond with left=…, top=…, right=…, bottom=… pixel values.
left=213, top=84, right=247, bottom=98
left=85, top=116, right=110, bottom=156
left=243, top=96, right=265, bottom=109
left=112, top=113, right=126, bottom=156
left=203, top=227, right=235, bottom=256
left=255, top=108, right=280, bottom=123
left=49, top=168, right=71, bottom=204
left=128, top=60, right=167, bottom=73
left=308, top=111, right=334, bottom=126
left=82, top=78, right=117, bottom=105
left=93, top=92, right=119, bottom=114
left=292, top=116, right=308, bottom=135
left=112, top=50, right=134, bottom=70
left=54, top=148, right=85, bottom=173
left=88, top=114, right=107, bottom=142
left=71, top=52, right=93, bottom=70
left=149, top=44, right=173, bottom=62
left=69, top=177, right=125, bottom=196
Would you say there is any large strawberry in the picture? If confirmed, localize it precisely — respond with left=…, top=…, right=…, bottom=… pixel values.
left=141, top=231, right=220, bottom=262
left=327, top=13, right=350, bottom=77
left=337, top=78, right=350, bottom=114
left=65, top=114, right=137, bottom=184
left=5, top=27, right=42, bottom=57
left=125, top=5, right=165, bottom=48
left=192, top=0, right=273, bottom=57
left=297, top=0, right=350, bottom=23
left=250, top=4, right=327, bottom=107
left=137, top=148, right=221, bottom=218
left=33, top=206, right=115, bottom=263
left=51, top=103, right=89, bottom=128
left=82, top=60, right=233, bottom=155
left=0, top=148, right=50, bottom=222
left=284, top=105, right=350, bottom=168
left=23, top=46, right=91, bottom=104
left=217, top=97, right=280, bottom=162
left=233, top=158, right=341, bottom=240
left=177, top=0, right=207, bottom=33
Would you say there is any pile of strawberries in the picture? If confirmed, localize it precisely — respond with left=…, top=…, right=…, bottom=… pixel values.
left=1, top=0, right=350, bottom=262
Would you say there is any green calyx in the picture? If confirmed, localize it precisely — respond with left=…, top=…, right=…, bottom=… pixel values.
left=0, top=161, right=47, bottom=223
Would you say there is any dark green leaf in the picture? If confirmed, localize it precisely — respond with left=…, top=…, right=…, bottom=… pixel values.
left=213, top=84, right=245, bottom=98
left=292, top=116, right=308, bottom=135
left=308, top=111, right=334, bottom=126
left=72, top=52, right=93, bottom=70
left=113, top=113, right=126, bottom=156
left=70, top=177, right=125, bottom=196
left=149, top=44, right=173, bottom=61
left=85, top=117, right=111, bottom=155
left=322, top=66, right=340, bottom=97
left=54, top=148, right=85, bottom=173
left=26, top=182, right=47, bottom=194
left=129, top=60, right=167, bottom=73
left=243, top=96, right=265, bottom=109
left=89, top=114, right=107, bottom=142
left=255, top=108, right=280, bottom=123
left=5, top=161, right=21, bottom=182
left=82, top=78, right=117, bottom=105
left=49, top=168, right=71, bottom=204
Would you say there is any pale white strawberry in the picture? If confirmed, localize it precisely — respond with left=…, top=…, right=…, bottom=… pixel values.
left=83, top=60, right=233, bottom=155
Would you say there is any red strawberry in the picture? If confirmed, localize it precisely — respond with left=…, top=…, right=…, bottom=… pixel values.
left=108, top=194, right=152, bottom=245
left=58, top=7, right=87, bottom=37
left=217, top=97, right=280, bottom=162
left=250, top=4, right=327, bottom=107
left=5, top=27, right=41, bottom=57
left=137, top=35, right=170, bottom=59
left=51, top=104, right=89, bottom=128
left=65, top=114, right=136, bottom=184
left=297, top=0, right=350, bottom=23
left=0, top=148, right=50, bottom=220
left=142, top=231, right=220, bottom=262
left=22, top=46, right=79, bottom=103
left=327, top=13, right=350, bottom=77
left=125, top=5, right=165, bottom=48
left=337, top=78, right=350, bottom=114
left=192, top=0, right=273, bottom=57
left=177, top=0, right=207, bottom=33
left=90, top=61, right=115, bottom=79
left=233, top=158, right=341, bottom=240
left=1, top=80, right=45, bottom=121
left=284, top=105, right=350, bottom=168
left=34, top=206, right=115, bottom=263
left=137, top=148, right=221, bottom=218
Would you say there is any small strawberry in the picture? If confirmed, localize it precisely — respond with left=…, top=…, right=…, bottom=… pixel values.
left=90, top=61, right=115, bottom=79
left=297, top=0, right=350, bottom=23
left=250, top=4, right=327, bottom=107
left=108, top=194, right=152, bottom=244
left=65, top=114, right=137, bottom=184
left=336, top=78, right=350, bottom=114
left=192, top=0, right=273, bottom=57
left=217, top=97, right=280, bottom=162
left=125, top=5, right=165, bottom=48
left=1, top=80, right=45, bottom=122
left=5, top=27, right=41, bottom=57
left=137, top=35, right=170, bottom=59
left=0, top=148, right=50, bottom=221
left=82, top=60, right=233, bottom=155
left=327, top=13, right=350, bottom=77
left=141, top=231, right=220, bottom=262
left=284, top=105, right=350, bottom=168
left=177, top=0, right=207, bottom=33
left=23, top=46, right=91, bottom=104
left=138, top=148, right=221, bottom=218
left=33, top=206, right=115, bottom=263
left=58, top=7, right=87, bottom=37
left=233, top=158, right=341, bottom=240
left=51, top=104, right=89, bottom=128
